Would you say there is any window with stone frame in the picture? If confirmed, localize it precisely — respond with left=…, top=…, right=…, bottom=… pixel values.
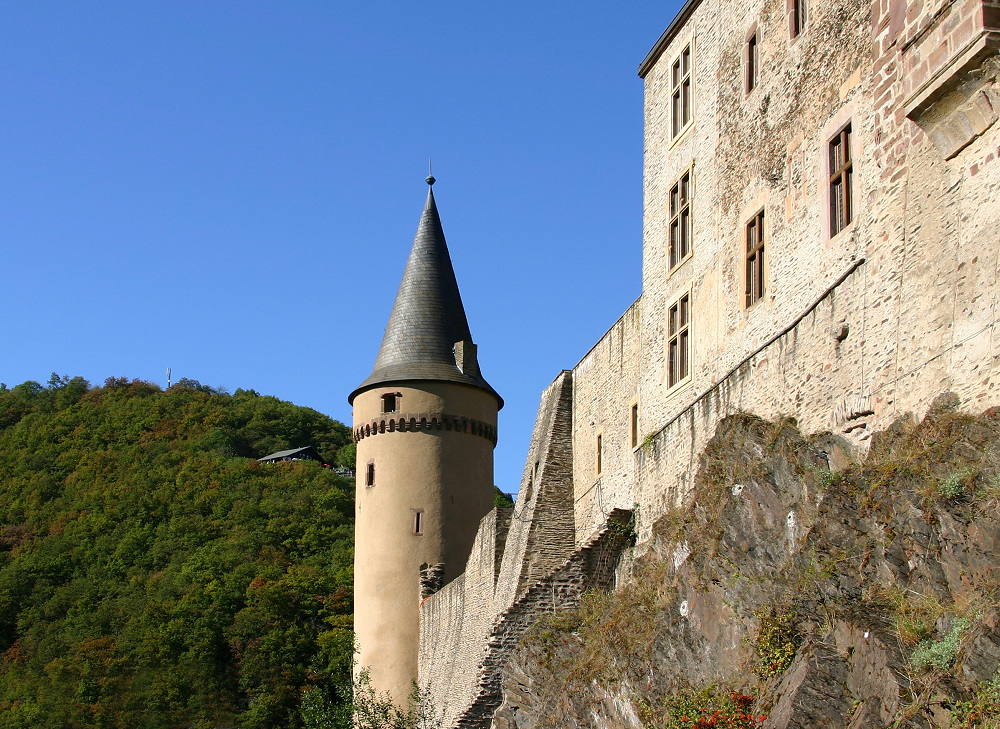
left=746, top=209, right=765, bottom=307
left=413, top=510, right=424, bottom=536
left=671, top=44, right=692, bottom=138
left=381, top=392, right=398, bottom=413
left=669, top=169, right=692, bottom=270
left=667, top=292, right=691, bottom=387
left=790, top=0, right=806, bottom=38
left=830, top=124, right=854, bottom=236
left=365, top=461, right=375, bottom=487
left=746, top=29, right=759, bottom=93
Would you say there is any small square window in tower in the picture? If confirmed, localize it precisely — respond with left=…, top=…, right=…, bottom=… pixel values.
left=668, top=294, right=691, bottom=387
left=365, top=461, right=375, bottom=488
left=746, top=30, right=759, bottom=93
left=671, top=45, right=692, bottom=138
left=829, top=124, right=853, bottom=236
left=669, top=171, right=692, bottom=270
left=746, top=210, right=765, bottom=307
left=381, top=392, right=397, bottom=414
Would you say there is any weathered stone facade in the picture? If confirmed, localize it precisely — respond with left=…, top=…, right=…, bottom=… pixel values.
left=417, top=1, right=1000, bottom=726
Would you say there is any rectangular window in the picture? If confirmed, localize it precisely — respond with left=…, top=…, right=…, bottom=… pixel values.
left=413, top=510, right=424, bottom=535
left=671, top=45, right=692, bottom=138
left=746, top=31, right=758, bottom=93
left=669, top=170, right=692, bottom=270
left=630, top=403, right=639, bottom=448
left=790, top=0, right=806, bottom=38
left=381, top=392, right=397, bottom=413
left=596, top=434, right=603, bottom=476
left=668, top=293, right=691, bottom=387
left=830, top=124, right=853, bottom=236
left=365, top=461, right=375, bottom=487
left=746, top=210, right=765, bottom=307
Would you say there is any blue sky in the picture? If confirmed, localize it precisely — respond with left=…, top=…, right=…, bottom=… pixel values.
left=0, top=1, right=681, bottom=493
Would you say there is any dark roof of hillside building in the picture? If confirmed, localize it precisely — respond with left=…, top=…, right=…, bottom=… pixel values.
left=349, top=178, right=502, bottom=408
left=258, top=446, right=322, bottom=463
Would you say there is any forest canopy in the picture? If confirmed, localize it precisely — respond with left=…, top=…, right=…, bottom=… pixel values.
left=0, top=375, right=356, bottom=728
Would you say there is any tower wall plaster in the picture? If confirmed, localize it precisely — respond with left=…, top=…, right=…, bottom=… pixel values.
left=354, top=383, right=497, bottom=706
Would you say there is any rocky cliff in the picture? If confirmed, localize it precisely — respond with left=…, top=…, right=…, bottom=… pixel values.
left=493, top=395, right=1000, bottom=729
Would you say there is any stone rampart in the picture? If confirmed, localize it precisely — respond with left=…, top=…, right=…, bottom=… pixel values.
left=571, top=299, right=642, bottom=546
left=419, top=508, right=508, bottom=727
left=452, top=512, right=633, bottom=729
left=420, top=372, right=577, bottom=727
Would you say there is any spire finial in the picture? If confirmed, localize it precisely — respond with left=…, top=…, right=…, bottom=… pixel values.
left=426, top=158, right=435, bottom=186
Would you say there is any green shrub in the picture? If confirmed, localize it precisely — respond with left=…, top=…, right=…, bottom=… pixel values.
left=911, top=617, right=971, bottom=672
left=938, top=469, right=975, bottom=500
left=752, top=607, right=800, bottom=678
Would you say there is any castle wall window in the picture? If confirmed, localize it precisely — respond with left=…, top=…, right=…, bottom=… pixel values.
left=413, top=510, right=424, bottom=536
left=596, top=433, right=603, bottom=476
left=365, top=461, right=375, bottom=487
left=668, top=293, right=691, bottom=387
left=630, top=403, right=639, bottom=448
left=671, top=44, right=692, bottom=138
left=746, top=29, right=759, bottom=93
left=829, top=124, right=853, bottom=236
left=381, top=392, right=398, bottom=413
left=669, top=170, right=692, bottom=270
left=746, top=209, right=765, bottom=307
left=789, top=0, right=806, bottom=38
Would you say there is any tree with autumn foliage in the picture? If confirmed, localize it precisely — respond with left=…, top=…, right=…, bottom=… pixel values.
left=0, top=376, right=355, bottom=728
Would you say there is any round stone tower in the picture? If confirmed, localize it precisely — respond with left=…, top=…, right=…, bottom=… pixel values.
left=349, top=176, right=502, bottom=706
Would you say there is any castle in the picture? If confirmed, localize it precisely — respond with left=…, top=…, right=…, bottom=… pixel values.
left=353, top=0, right=1000, bottom=725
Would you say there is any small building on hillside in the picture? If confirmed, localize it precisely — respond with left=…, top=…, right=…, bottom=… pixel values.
left=257, top=446, right=323, bottom=464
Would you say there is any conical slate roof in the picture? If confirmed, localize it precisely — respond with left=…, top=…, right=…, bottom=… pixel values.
left=349, top=180, right=502, bottom=408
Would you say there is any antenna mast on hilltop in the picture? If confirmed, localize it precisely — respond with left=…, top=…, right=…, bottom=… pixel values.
left=166, top=367, right=172, bottom=388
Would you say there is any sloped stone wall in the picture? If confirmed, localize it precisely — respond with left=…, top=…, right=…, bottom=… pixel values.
left=420, top=373, right=578, bottom=728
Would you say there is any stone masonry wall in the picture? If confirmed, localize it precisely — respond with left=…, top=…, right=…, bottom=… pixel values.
left=419, top=508, right=507, bottom=728
left=494, top=372, right=576, bottom=609
left=420, top=373, right=577, bottom=728
left=572, top=300, right=642, bottom=545
left=456, top=513, right=632, bottom=729
left=569, top=0, right=1000, bottom=545
left=421, top=2, right=1000, bottom=725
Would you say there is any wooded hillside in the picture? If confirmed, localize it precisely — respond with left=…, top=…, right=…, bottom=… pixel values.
left=0, top=375, right=356, bottom=728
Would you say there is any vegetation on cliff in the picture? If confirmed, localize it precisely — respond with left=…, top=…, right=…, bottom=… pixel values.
left=498, top=396, right=1000, bottom=729
left=0, top=375, right=355, bottom=729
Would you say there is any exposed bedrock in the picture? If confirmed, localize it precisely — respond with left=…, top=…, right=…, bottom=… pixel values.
left=494, top=395, right=1000, bottom=729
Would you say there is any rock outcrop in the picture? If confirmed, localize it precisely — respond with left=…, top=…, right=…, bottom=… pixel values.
left=494, top=395, right=1000, bottom=729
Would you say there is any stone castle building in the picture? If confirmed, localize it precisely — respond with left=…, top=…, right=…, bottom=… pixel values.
left=354, top=0, right=1000, bottom=725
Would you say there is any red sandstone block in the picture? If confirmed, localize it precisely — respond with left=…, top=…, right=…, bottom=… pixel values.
left=929, top=41, right=949, bottom=73
left=942, top=8, right=960, bottom=34
left=953, top=17, right=976, bottom=46
left=874, top=51, right=895, bottom=75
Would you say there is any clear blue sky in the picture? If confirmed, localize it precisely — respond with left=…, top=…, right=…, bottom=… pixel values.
left=0, top=1, right=682, bottom=493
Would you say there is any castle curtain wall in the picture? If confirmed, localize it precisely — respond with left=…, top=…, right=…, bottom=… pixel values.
left=569, top=0, right=1000, bottom=545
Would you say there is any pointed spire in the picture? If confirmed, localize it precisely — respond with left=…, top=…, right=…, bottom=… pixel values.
left=349, top=180, right=502, bottom=407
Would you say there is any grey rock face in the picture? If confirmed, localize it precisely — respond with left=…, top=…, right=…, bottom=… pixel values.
left=494, top=400, right=1000, bottom=729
